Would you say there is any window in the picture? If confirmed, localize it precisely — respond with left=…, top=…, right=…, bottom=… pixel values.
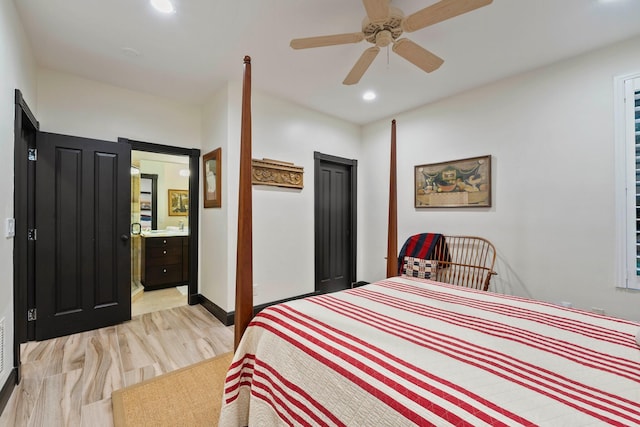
left=615, top=73, right=640, bottom=290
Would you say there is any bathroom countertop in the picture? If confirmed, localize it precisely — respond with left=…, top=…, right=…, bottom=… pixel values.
left=140, top=230, right=189, bottom=238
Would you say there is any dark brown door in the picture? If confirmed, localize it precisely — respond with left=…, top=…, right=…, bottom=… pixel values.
left=314, top=152, right=357, bottom=294
left=35, top=132, right=131, bottom=340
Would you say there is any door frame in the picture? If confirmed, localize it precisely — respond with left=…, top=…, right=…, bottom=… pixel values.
left=11, top=109, right=201, bottom=381
left=13, top=89, right=39, bottom=383
left=313, top=151, right=358, bottom=292
left=121, top=138, right=201, bottom=305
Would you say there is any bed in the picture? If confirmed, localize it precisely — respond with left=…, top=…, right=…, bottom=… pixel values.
left=219, top=56, right=640, bottom=426
left=220, top=276, right=640, bottom=425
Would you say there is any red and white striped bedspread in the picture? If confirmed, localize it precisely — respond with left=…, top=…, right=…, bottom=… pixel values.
left=219, top=276, right=640, bottom=426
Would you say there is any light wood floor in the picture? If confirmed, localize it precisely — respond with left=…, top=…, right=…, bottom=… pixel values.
left=0, top=303, right=233, bottom=427
left=131, top=285, right=189, bottom=317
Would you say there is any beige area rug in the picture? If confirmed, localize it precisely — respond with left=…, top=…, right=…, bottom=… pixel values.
left=112, top=352, right=233, bottom=427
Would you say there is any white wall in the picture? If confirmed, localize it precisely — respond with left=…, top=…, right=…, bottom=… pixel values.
left=248, top=85, right=361, bottom=307
left=200, top=86, right=230, bottom=311
left=0, top=0, right=37, bottom=387
left=37, top=68, right=201, bottom=147
left=203, top=81, right=361, bottom=311
left=362, top=35, right=640, bottom=321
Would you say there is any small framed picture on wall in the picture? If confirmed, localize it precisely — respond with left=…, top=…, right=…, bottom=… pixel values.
left=168, top=189, right=189, bottom=216
left=203, top=148, right=221, bottom=208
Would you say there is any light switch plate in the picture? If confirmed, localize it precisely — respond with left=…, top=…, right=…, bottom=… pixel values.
left=5, top=218, right=15, bottom=238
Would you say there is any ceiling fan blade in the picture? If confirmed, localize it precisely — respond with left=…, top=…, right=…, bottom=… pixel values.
left=403, top=0, right=492, bottom=33
left=392, top=39, right=443, bottom=73
left=362, top=0, right=389, bottom=23
left=343, top=46, right=380, bottom=85
left=290, top=32, right=365, bottom=49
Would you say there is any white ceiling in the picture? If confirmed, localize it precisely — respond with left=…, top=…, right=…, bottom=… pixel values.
left=14, top=0, right=640, bottom=125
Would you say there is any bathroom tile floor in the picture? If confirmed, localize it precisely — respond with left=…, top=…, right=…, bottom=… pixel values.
left=131, top=285, right=188, bottom=317
left=0, top=304, right=233, bottom=427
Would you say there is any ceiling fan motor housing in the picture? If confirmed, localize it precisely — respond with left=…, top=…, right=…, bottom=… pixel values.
left=362, top=6, right=404, bottom=45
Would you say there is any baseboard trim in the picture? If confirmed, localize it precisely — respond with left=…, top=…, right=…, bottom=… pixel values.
left=198, top=292, right=317, bottom=327
left=0, top=368, right=17, bottom=417
left=198, top=294, right=233, bottom=326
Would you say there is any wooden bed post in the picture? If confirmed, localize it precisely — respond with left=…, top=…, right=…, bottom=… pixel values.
left=235, top=55, right=253, bottom=350
left=386, top=119, right=397, bottom=278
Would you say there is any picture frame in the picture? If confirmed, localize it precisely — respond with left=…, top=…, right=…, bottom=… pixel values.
left=415, top=155, right=491, bottom=208
left=203, top=148, right=221, bottom=208
left=168, top=189, right=189, bottom=216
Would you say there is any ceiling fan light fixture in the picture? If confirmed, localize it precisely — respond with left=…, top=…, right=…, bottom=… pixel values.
left=150, top=0, right=175, bottom=14
left=375, top=30, right=393, bottom=47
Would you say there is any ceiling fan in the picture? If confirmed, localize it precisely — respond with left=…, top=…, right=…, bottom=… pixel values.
left=290, top=0, right=493, bottom=85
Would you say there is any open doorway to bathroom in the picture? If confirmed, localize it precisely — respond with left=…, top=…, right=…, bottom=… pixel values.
left=124, top=139, right=200, bottom=317
left=131, top=151, right=190, bottom=315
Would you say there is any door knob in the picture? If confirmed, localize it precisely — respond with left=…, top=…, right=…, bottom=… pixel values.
left=121, top=234, right=129, bottom=241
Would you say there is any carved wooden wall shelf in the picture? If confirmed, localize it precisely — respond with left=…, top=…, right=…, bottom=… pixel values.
left=251, top=158, right=304, bottom=189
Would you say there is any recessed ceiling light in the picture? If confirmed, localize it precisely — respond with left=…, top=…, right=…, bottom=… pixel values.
left=150, top=0, right=175, bottom=14
left=363, top=91, right=376, bottom=101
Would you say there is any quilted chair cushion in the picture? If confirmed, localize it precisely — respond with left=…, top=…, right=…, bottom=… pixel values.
left=402, top=256, right=438, bottom=279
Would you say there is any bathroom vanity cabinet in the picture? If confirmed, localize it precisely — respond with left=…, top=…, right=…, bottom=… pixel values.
left=141, top=235, right=189, bottom=291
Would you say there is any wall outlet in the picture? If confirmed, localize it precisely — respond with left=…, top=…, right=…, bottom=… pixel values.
left=253, top=284, right=259, bottom=296
left=560, top=301, right=573, bottom=308
left=591, top=307, right=605, bottom=315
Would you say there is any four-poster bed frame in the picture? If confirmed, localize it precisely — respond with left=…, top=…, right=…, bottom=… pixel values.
left=234, top=55, right=253, bottom=350
left=386, top=120, right=397, bottom=278
left=223, top=55, right=640, bottom=426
